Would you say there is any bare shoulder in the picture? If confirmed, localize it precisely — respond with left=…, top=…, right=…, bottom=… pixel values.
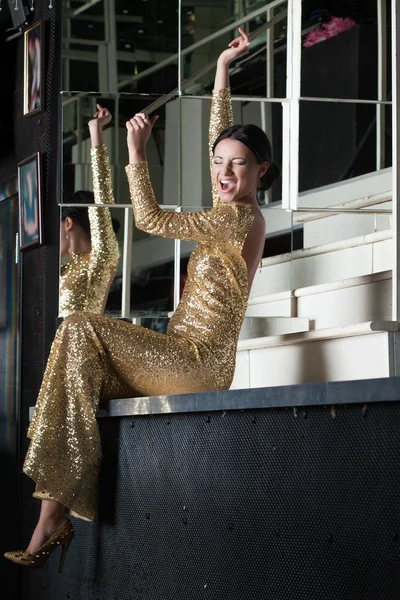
left=252, top=209, right=266, bottom=234
left=247, top=208, right=266, bottom=248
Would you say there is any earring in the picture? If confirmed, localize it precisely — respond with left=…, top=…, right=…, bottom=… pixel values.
left=66, top=234, right=69, bottom=240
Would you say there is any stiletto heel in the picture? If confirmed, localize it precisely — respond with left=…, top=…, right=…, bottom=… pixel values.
left=58, top=534, right=73, bottom=574
left=4, top=518, right=74, bottom=573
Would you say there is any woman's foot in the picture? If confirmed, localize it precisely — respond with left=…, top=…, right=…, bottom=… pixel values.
left=5, top=518, right=74, bottom=573
left=26, top=515, right=67, bottom=553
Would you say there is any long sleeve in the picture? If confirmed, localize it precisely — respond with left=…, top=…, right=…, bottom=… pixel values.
left=88, top=144, right=120, bottom=275
left=209, top=88, right=234, bottom=206
left=125, top=161, right=236, bottom=243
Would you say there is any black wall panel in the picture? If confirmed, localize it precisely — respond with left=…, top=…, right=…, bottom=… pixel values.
left=0, top=3, right=61, bottom=599
left=21, top=402, right=400, bottom=600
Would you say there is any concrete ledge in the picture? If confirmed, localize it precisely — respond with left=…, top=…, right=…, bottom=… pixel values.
left=99, top=376, right=400, bottom=418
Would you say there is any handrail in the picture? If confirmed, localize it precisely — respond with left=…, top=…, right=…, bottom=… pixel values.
left=117, top=0, right=289, bottom=90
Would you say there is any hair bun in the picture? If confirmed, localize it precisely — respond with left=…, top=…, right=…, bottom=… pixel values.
left=260, top=161, right=281, bottom=191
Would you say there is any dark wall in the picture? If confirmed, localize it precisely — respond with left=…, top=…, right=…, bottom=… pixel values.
left=0, top=196, right=20, bottom=600
left=0, top=3, right=61, bottom=598
left=21, top=400, right=400, bottom=599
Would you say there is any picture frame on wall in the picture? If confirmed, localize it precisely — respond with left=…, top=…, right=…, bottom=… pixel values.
left=23, top=20, right=44, bottom=117
left=18, top=153, right=43, bottom=251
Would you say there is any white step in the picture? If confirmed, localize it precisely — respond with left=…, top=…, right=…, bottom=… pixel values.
left=296, top=271, right=392, bottom=329
left=251, top=230, right=392, bottom=298
left=303, top=202, right=392, bottom=248
left=243, top=271, right=392, bottom=334
left=232, top=322, right=390, bottom=389
left=261, top=167, right=392, bottom=239
left=296, top=167, right=392, bottom=211
left=239, top=317, right=309, bottom=340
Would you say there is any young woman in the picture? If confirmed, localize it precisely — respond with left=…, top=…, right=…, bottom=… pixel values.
left=5, top=29, right=279, bottom=571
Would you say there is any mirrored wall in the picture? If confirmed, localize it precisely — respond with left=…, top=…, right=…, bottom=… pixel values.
left=61, top=0, right=393, bottom=331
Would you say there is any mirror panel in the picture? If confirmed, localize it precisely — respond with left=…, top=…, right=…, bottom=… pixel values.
left=62, top=92, right=173, bottom=206
left=300, top=3, right=390, bottom=102
left=181, top=1, right=287, bottom=99
left=297, top=99, right=392, bottom=200
left=62, top=0, right=179, bottom=94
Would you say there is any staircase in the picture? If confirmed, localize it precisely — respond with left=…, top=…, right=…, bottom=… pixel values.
left=234, top=167, right=395, bottom=388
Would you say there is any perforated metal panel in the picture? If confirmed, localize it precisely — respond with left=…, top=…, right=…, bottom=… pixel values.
left=19, top=0, right=61, bottom=437
left=21, top=402, right=400, bottom=600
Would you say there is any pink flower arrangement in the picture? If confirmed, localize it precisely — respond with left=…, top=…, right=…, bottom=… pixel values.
left=303, top=16, right=356, bottom=48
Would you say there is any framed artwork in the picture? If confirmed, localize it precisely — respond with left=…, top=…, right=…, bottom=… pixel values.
left=18, top=153, right=43, bottom=250
left=24, top=20, right=44, bottom=117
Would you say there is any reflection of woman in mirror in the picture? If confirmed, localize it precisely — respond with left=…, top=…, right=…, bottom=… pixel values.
left=59, top=105, right=120, bottom=318
left=5, top=30, right=279, bottom=571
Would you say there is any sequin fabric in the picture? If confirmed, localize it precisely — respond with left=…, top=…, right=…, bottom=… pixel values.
left=59, top=143, right=120, bottom=317
left=23, top=90, right=253, bottom=522
left=208, top=88, right=233, bottom=206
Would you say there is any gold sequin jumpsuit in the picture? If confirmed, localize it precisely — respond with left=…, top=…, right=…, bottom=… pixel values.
left=24, top=89, right=254, bottom=521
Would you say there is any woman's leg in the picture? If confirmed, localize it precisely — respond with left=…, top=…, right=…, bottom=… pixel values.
left=24, top=313, right=132, bottom=522
left=24, top=312, right=206, bottom=524
left=26, top=499, right=66, bottom=553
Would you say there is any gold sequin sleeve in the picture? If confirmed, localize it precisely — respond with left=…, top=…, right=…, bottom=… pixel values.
left=89, top=144, right=120, bottom=274
left=125, top=162, right=235, bottom=243
left=209, top=88, right=234, bottom=206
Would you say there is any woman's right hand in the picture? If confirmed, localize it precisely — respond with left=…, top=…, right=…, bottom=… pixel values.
left=126, top=113, right=159, bottom=162
left=218, top=27, right=250, bottom=65
left=89, top=104, right=112, bottom=130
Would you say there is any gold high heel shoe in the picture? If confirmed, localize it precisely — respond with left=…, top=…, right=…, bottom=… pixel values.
left=4, top=518, right=74, bottom=574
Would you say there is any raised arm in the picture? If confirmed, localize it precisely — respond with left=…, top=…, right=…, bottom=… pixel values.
left=125, top=114, right=232, bottom=242
left=88, top=105, right=120, bottom=272
left=210, top=27, right=250, bottom=205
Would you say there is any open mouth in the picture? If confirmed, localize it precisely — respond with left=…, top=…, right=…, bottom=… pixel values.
left=219, top=179, right=237, bottom=193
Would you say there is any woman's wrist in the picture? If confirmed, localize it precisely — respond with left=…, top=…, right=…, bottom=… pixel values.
left=217, top=56, right=231, bottom=68
left=89, top=123, right=104, bottom=147
left=214, top=57, right=231, bottom=90
left=128, top=148, right=147, bottom=163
